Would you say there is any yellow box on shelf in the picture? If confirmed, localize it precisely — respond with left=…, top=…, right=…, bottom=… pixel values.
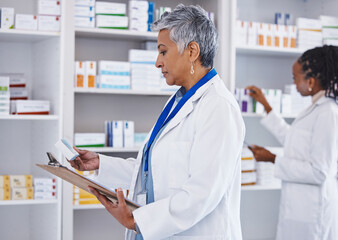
left=0, top=188, right=11, bottom=200
left=0, top=175, right=10, bottom=188
left=73, top=198, right=101, bottom=205
left=11, top=187, right=34, bottom=200
left=73, top=186, right=96, bottom=199
left=10, top=175, right=33, bottom=188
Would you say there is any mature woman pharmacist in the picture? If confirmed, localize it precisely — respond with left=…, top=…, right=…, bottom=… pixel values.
left=246, top=45, right=338, bottom=240
left=70, top=4, right=245, bottom=240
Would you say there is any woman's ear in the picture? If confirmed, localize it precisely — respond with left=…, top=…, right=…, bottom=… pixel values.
left=188, top=41, right=200, bottom=62
left=308, top=77, right=316, bottom=89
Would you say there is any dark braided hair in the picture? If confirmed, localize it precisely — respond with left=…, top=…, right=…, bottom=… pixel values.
left=298, top=45, right=338, bottom=102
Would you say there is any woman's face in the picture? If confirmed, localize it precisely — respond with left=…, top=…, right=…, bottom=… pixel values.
left=155, top=29, right=191, bottom=86
left=292, top=61, right=311, bottom=96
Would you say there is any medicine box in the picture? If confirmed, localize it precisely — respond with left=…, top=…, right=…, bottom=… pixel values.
left=113, top=121, right=123, bottom=148
left=95, top=2, right=126, bottom=15
left=55, top=139, right=80, bottom=160
left=15, top=14, right=38, bottom=30
left=98, top=61, right=130, bottom=89
left=0, top=73, right=26, bottom=87
left=38, top=0, right=61, bottom=16
left=34, top=191, right=56, bottom=200
left=15, top=100, right=50, bottom=115
left=34, top=178, right=56, bottom=186
left=10, top=87, right=28, bottom=100
left=85, top=61, right=96, bottom=88
left=10, top=175, right=33, bottom=188
left=0, top=188, right=10, bottom=200
left=75, top=0, right=96, bottom=7
left=0, top=175, right=10, bottom=188
left=123, top=121, right=134, bottom=148
left=236, top=20, right=247, bottom=46
left=0, top=76, right=10, bottom=115
left=0, top=8, right=14, bottom=29
left=74, top=5, right=95, bottom=17
left=12, top=187, right=34, bottom=200
left=96, top=15, right=128, bottom=29
left=38, top=16, right=61, bottom=32
left=74, top=133, right=105, bottom=147
left=75, top=61, right=85, bottom=87
left=75, top=16, right=95, bottom=28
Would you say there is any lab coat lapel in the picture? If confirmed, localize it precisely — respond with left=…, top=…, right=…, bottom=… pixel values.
left=293, top=96, right=331, bottom=124
left=154, top=76, right=216, bottom=145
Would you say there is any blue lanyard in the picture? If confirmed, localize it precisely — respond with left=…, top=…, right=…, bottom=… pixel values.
left=144, top=68, right=217, bottom=172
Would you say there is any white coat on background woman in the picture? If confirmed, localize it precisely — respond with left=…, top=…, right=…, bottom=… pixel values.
left=70, top=4, right=245, bottom=240
left=247, top=45, right=338, bottom=240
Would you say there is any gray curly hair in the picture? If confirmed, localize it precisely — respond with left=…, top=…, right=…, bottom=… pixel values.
left=151, top=4, right=218, bottom=68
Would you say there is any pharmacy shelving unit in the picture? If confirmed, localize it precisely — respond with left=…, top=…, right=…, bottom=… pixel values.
left=60, top=0, right=231, bottom=240
left=231, top=0, right=338, bottom=239
left=0, top=1, right=67, bottom=240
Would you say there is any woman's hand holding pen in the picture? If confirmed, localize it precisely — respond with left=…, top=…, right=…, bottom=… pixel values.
left=88, top=187, right=136, bottom=231
left=68, top=147, right=100, bottom=171
left=249, top=145, right=276, bottom=163
left=245, top=85, right=272, bottom=114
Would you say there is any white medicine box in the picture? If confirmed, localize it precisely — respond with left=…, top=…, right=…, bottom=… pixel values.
left=123, top=121, right=134, bottom=148
left=15, top=14, right=38, bottom=31
left=38, top=0, right=61, bottom=16
left=0, top=8, right=14, bottom=29
left=38, top=16, right=60, bottom=32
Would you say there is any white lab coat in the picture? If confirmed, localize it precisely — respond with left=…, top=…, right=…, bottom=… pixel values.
left=95, top=74, right=245, bottom=240
left=261, top=96, right=338, bottom=240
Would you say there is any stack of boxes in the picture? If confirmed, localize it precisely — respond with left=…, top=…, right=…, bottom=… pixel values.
left=97, top=61, right=130, bottom=89
left=74, top=0, right=96, bottom=28
left=236, top=20, right=297, bottom=48
left=34, top=178, right=56, bottom=200
left=234, top=85, right=310, bottom=116
left=321, top=15, right=338, bottom=46
left=241, top=147, right=257, bottom=186
left=37, top=0, right=61, bottom=31
left=296, top=17, right=322, bottom=50
left=0, top=2, right=61, bottom=31
left=256, top=162, right=280, bottom=186
left=75, top=61, right=97, bottom=88
left=96, top=1, right=128, bottom=29
left=0, top=76, right=10, bottom=115
left=129, top=1, right=154, bottom=32
left=104, top=120, right=135, bottom=148
left=73, top=170, right=100, bottom=205
left=129, top=49, right=161, bottom=90
left=0, top=175, right=56, bottom=201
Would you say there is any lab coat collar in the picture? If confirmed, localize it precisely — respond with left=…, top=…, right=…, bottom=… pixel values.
left=154, top=74, right=219, bottom=145
left=293, top=95, right=332, bottom=124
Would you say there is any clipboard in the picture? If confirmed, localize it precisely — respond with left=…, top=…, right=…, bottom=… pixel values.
left=37, top=152, right=140, bottom=211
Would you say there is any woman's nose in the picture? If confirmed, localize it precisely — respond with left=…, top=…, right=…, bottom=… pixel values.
left=155, top=55, right=163, bottom=68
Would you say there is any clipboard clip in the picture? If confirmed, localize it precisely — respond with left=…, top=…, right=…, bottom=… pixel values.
left=46, top=152, right=63, bottom=167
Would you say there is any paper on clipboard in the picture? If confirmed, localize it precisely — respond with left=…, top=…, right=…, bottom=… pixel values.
left=37, top=152, right=140, bottom=211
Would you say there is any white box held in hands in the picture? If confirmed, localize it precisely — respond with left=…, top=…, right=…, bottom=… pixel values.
left=55, top=139, right=80, bottom=160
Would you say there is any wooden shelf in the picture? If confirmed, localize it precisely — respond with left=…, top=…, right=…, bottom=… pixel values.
left=0, top=115, right=59, bottom=120
left=75, top=28, right=157, bottom=41
left=0, top=29, right=60, bottom=42
left=0, top=199, right=58, bottom=206
left=82, top=147, right=140, bottom=153
left=236, top=45, right=304, bottom=57
left=74, top=88, right=174, bottom=96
